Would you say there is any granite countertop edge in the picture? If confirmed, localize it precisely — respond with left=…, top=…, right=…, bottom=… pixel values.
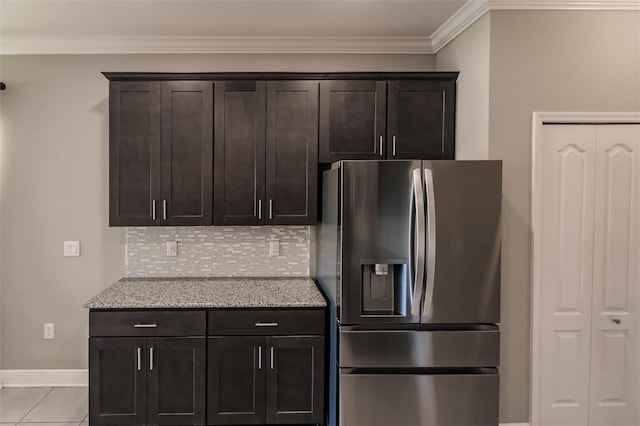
left=83, top=277, right=327, bottom=310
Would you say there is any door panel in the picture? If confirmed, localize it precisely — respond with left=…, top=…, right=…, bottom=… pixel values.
left=208, top=337, right=265, bottom=425
left=340, top=160, right=422, bottom=325
left=266, top=336, right=324, bottom=425
left=339, top=371, right=499, bottom=426
left=319, top=81, right=387, bottom=162
left=161, top=81, right=213, bottom=225
left=214, top=81, right=266, bottom=225
left=588, top=125, right=639, bottom=426
left=147, top=337, right=206, bottom=425
left=539, top=125, right=596, bottom=425
left=89, top=337, right=146, bottom=425
left=421, top=161, right=502, bottom=324
left=265, top=81, right=318, bottom=225
left=387, top=80, right=455, bottom=160
left=109, top=81, right=161, bottom=226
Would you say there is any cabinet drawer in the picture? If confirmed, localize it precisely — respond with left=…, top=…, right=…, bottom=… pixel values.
left=90, top=311, right=206, bottom=337
left=209, top=309, right=324, bottom=336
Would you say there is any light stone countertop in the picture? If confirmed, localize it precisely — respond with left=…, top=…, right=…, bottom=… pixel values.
left=83, top=277, right=326, bottom=309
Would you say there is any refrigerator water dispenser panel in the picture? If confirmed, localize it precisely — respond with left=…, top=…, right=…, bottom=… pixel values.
left=361, top=260, right=408, bottom=317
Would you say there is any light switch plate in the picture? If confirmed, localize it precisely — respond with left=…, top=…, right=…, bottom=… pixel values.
left=63, top=241, right=80, bottom=257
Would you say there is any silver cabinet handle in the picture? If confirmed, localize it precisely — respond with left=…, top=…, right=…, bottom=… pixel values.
left=392, top=136, right=396, bottom=157
left=379, top=136, right=383, bottom=157
left=152, top=200, right=156, bottom=221
left=133, top=323, right=157, bottom=328
left=423, top=168, right=437, bottom=317
left=255, top=322, right=278, bottom=327
left=162, top=200, right=167, bottom=221
left=137, top=347, right=141, bottom=371
left=149, top=347, right=154, bottom=371
left=269, top=199, right=273, bottom=220
left=411, top=168, right=426, bottom=316
left=258, top=199, right=262, bottom=220
left=258, top=346, right=262, bottom=370
left=270, top=346, right=274, bottom=370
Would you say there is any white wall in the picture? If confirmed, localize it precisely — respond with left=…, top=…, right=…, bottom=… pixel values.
left=436, top=13, right=491, bottom=160
left=0, top=53, right=435, bottom=370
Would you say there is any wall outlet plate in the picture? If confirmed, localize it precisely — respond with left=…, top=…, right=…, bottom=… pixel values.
left=166, top=241, right=178, bottom=257
left=44, top=323, right=54, bottom=339
left=268, top=240, right=280, bottom=257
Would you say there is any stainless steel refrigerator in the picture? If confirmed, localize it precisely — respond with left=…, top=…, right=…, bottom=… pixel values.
left=316, top=160, right=502, bottom=426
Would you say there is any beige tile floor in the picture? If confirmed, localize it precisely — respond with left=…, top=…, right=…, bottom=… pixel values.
left=0, top=387, right=87, bottom=425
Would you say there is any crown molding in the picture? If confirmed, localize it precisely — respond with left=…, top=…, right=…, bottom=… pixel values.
left=488, top=0, right=640, bottom=10
left=0, top=35, right=434, bottom=55
left=430, top=1, right=491, bottom=53
left=1, top=0, right=637, bottom=55
left=430, top=0, right=639, bottom=53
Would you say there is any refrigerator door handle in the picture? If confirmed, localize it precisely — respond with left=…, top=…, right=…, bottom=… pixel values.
left=423, top=168, right=437, bottom=317
left=411, top=168, right=426, bottom=316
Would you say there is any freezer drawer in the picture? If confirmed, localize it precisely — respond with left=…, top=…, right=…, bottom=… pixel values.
left=339, top=371, right=499, bottom=426
left=340, top=329, right=499, bottom=368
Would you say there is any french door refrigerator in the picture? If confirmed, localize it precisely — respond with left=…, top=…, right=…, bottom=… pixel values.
left=316, top=160, right=502, bottom=426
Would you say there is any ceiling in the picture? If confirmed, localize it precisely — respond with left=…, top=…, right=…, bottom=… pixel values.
left=1, top=1, right=636, bottom=54
left=0, top=0, right=478, bottom=54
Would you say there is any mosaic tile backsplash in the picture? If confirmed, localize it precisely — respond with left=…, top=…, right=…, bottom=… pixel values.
left=126, top=226, right=311, bottom=277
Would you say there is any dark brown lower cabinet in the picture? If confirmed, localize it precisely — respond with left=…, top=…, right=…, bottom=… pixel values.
left=89, top=337, right=146, bottom=425
left=266, top=336, right=324, bottom=424
left=89, top=337, right=206, bottom=425
left=208, top=336, right=324, bottom=425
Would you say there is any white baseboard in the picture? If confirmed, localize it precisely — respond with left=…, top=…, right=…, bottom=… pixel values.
left=0, top=369, right=88, bottom=387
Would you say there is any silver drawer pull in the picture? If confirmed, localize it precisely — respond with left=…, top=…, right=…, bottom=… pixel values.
left=254, top=322, right=278, bottom=327
left=133, top=323, right=158, bottom=328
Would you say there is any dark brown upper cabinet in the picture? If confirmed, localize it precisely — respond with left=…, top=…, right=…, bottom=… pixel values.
left=319, top=78, right=456, bottom=162
left=109, top=81, right=213, bottom=226
left=319, top=81, right=387, bottom=162
left=214, top=80, right=318, bottom=226
left=266, top=81, right=318, bottom=225
left=109, top=81, right=161, bottom=226
left=214, top=81, right=266, bottom=226
left=387, top=80, right=455, bottom=160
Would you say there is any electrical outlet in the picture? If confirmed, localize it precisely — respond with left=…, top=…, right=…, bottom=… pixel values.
left=166, top=241, right=178, bottom=257
left=44, top=323, right=54, bottom=339
left=268, top=240, right=280, bottom=257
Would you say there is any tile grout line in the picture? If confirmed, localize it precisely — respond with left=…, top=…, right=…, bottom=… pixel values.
left=15, top=387, right=54, bottom=424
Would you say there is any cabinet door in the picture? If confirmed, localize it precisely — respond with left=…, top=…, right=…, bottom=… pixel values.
left=109, top=81, right=161, bottom=226
left=161, top=81, right=213, bottom=226
left=214, top=81, right=267, bottom=225
left=387, top=80, right=455, bottom=159
left=266, top=81, right=318, bottom=225
left=89, top=337, right=147, bottom=425
left=319, top=81, right=387, bottom=162
left=147, top=337, right=206, bottom=425
left=266, top=336, right=324, bottom=424
left=208, top=337, right=266, bottom=425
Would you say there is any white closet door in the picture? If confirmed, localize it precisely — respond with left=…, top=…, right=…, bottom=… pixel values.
left=540, top=125, right=597, bottom=426
left=588, top=125, right=640, bottom=426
